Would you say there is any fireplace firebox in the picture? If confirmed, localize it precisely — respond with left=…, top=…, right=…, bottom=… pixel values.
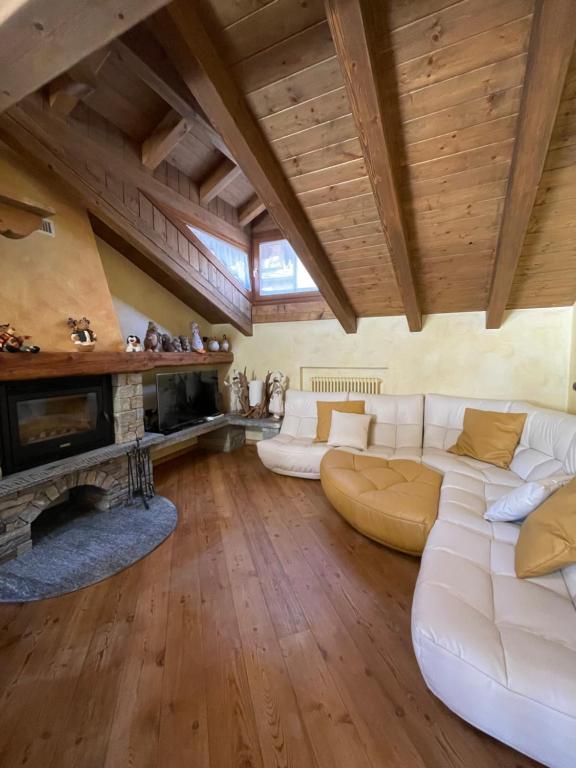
left=0, top=375, right=115, bottom=475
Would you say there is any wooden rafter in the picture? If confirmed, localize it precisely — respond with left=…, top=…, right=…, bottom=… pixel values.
left=325, top=0, right=422, bottom=332
left=113, top=29, right=235, bottom=162
left=0, top=0, right=171, bottom=113
left=199, top=158, right=242, bottom=204
left=141, top=109, right=190, bottom=170
left=238, top=196, right=266, bottom=227
left=47, top=48, right=112, bottom=117
left=486, top=0, right=576, bottom=329
left=153, top=2, right=357, bottom=334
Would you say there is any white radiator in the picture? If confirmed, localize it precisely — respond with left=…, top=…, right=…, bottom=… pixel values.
left=310, top=376, right=382, bottom=394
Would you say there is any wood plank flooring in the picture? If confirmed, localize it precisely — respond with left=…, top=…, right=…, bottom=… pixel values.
left=0, top=447, right=541, bottom=767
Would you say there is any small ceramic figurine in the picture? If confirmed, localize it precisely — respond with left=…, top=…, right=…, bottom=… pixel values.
left=179, top=335, right=191, bottom=352
left=207, top=337, right=220, bottom=352
left=268, top=370, right=288, bottom=419
left=171, top=335, right=183, bottom=352
left=125, top=334, right=142, bottom=352
left=0, top=323, right=40, bottom=353
left=161, top=333, right=173, bottom=352
left=221, top=334, right=230, bottom=353
left=190, top=322, right=205, bottom=353
left=68, top=317, right=96, bottom=348
left=144, top=321, right=162, bottom=352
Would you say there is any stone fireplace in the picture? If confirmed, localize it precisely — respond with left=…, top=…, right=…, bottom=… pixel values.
left=0, top=372, right=147, bottom=562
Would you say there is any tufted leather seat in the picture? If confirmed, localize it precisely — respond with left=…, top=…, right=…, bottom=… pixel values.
left=320, top=451, right=442, bottom=554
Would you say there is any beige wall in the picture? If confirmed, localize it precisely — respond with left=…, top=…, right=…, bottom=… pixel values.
left=0, top=143, right=123, bottom=351
left=97, top=236, right=213, bottom=345
left=215, top=307, right=572, bottom=411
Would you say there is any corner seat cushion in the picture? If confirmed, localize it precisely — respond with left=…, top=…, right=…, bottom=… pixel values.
left=412, top=519, right=576, bottom=768
left=320, top=450, right=442, bottom=554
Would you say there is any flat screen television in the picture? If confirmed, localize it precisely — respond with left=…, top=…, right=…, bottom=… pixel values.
left=156, top=370, right=221, bottom=434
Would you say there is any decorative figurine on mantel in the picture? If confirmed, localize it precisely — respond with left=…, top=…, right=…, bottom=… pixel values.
left=179, top=335, right=191, bottom=352
left=161, top=333, right=173, bottom=352
left=268, top=371, right=288, bottom=419
left=0, top=323, right=40, bottom=353
left=68, top=317, right=96, bottom=349
left=221, top=334, right=230, bottom=353
left=144, top=321, right=162, bottom=352
left=190, top=322, right=205, bottom=353
left=125, top=334, right=142, bottom=352
left=207, top=337, right=220, bottom=352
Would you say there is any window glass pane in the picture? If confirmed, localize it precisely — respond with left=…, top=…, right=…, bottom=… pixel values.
left=189, top=226, right=251, bottom=290
left=259, top=239, right=317, bottom=295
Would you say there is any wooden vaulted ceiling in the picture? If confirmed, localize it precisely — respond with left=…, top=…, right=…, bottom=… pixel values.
left=1, top=0, right=576, bottom=333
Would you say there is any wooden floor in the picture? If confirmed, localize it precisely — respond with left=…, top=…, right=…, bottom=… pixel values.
left=0, top=446, right=540, bottom=768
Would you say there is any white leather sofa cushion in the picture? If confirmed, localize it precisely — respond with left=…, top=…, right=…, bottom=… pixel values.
left=257, top=390, right=424, bottom=479
left=412, top=468, right=576, bottom=768
left=424, top=393, right=515, bottom=451
left=509, top=401, right=576, bottom=479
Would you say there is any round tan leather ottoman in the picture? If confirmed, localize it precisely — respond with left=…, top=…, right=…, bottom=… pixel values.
left=320, top=450, right=442, bottom=555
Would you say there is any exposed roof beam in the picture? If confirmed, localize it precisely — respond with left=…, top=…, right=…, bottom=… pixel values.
left=141, top=109, right=190, bottom=170
left=112, top=29, right=235, bottom=162
left=486, top=0, right=576, bottom=329
left=238, top=196, right=266, bottom=227
left=47, top=48, right=111, bottom=117
left=0, top=0, right=171, bottom=113
left=325, top=0, right=422, bottom=332
left=199, top=158, right=242, bottom=204
left=153, top=2, right=357, bottom=334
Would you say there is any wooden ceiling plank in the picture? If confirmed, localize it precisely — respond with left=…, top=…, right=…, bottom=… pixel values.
left=325, top=0, right=422, bottom=331
left=141, top=109, right=191, bottom=170
left=153, top=1, right=357, bottom=333
left=0, top=0, right=172, bottom=113
left=486, top=0, right=576, bottom=329
left=112, top=30, right=235, bottom=162
left=199, top=158, right=243, bottom=204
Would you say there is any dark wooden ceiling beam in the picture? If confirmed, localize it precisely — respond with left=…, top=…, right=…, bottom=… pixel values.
left=0, top=0, right=171, bottom=113
left=112, top=29, right=235, bottom=163
left=486, top=0, right=576, bottom=329
left=141, top=109, right=191, bottom=170
left=199, top=158, right=243, bottom=204
left=153, top=2, right=357, bottom=333
left=325, top=0, right=422, bottom=332
left=47, top=48, right=112, bottom=117
left=238, top=196, right=266, bottom=227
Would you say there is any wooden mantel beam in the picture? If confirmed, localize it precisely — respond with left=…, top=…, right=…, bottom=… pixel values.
left=486, top=0, right=576, bottom=329
left=325, top=0, right=422, bottom=332
left=199, top=158, right=242, bottom=204
left=0, top=0, right=171, bottom=113
left=153, top=2, right=357, bottom=333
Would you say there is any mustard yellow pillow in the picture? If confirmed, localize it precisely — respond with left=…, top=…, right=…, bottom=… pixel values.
left=315, top=400, right=365, bottom=442
left=515, top=477, right=576, bottom=578
left=448, top=408, right=526, bottom=469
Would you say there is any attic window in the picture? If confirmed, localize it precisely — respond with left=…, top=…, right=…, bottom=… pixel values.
left=255, top=237, right=318, bottom=299
left=188, top=225, right=251, bottom=291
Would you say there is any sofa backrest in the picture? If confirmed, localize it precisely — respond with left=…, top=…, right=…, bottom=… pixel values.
left=424, top=394, right=576, bottom=479
left=349, top=393, right=423, bottom=450
left=424, top=394, right=514, bottom=450
left=281, top=390, right=424, bottom=449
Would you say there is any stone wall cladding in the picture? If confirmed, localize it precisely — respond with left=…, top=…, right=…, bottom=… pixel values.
left=112, top=373, right=144, bottom=444
left=0, top=456, right=129, bottom=563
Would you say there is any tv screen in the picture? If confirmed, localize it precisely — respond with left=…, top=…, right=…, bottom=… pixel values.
left=156, top=370, right=220, bottom=434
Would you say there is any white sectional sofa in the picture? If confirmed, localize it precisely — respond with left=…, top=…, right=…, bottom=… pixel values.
left=257, top=390, right=576, bottom=768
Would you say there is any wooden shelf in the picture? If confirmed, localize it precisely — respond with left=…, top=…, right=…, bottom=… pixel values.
left=0, top=351, right=234, bottom=382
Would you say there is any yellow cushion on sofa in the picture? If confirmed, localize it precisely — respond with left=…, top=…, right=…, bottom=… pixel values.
left=515, top=477, right=576, bottom=578
left=448, top=408, right=526, bottom=468
left=315, top=400, right=365, bottom=442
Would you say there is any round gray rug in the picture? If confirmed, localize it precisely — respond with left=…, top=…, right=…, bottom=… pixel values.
left=0, top=496, right=177, bottom=602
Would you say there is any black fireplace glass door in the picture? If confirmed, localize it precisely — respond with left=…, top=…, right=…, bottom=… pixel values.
left=16, top=392, right=99, bottom=447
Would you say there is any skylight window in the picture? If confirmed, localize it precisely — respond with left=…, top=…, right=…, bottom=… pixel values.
left=256, top=238, right=317, bottom=297
left=188, top=226, right=251, bottom=291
